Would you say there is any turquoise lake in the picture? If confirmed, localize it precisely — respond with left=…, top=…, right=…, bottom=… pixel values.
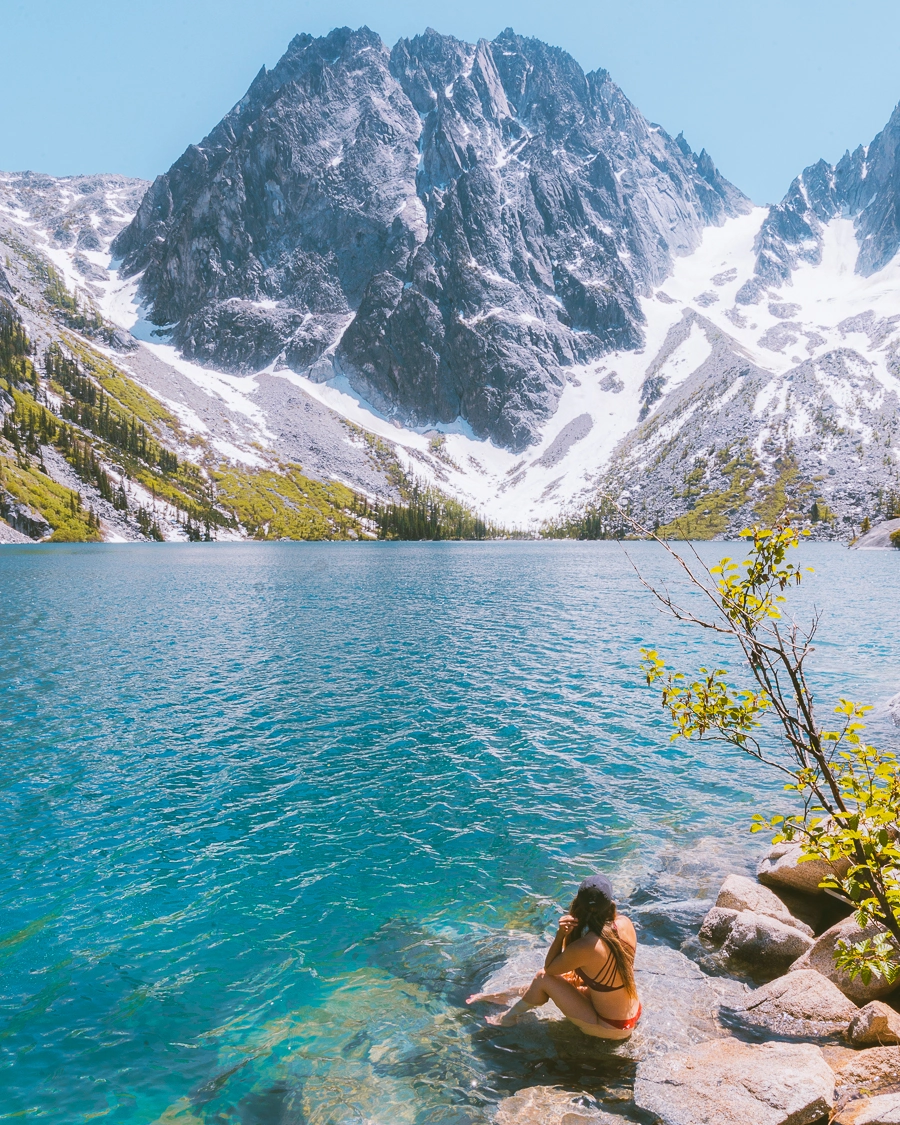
left=0, top=541, right=897, bottom=1123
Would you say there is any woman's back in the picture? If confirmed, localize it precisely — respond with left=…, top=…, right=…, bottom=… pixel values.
left=569, top=915, right=638, bottom=1020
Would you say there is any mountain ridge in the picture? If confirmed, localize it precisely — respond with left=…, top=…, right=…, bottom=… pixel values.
left=112, top=25, right=748, bottom=451
left=2, top=29, right=900, bottom=540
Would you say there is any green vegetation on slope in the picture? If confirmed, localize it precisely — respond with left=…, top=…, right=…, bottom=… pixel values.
left=541, top=496, right=627, bottom=540
left=0, top=453, right=100, bottom=541
left=60, top=335, right=184, bottom=433
left=375, top=483, right=499, bottom=540
left=213, top=465, right=369, bottom=540
left=656, top=449, right=762, bottom=540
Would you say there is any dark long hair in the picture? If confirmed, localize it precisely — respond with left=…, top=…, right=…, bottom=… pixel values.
left=565, top=886, right=637, bottom=999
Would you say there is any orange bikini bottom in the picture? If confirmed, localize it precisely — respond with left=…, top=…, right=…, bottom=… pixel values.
left=569, top=1003, right=642, bottom=1037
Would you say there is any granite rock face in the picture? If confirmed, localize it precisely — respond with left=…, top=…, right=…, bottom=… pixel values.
left=834, top=1092, right=900, bottom=1125
left=757, top=838, right=849, bottom=896
left=790, top=918, right=900, bottom=1004
left=742, top=101, right=900, bottom=297
left=833, top=1046, right=900, bottom=1102
left=475, top=933, right=746, bottom=1060
left=633, top=1037, right=834, bottom=1125
left=112, top=26, right=748, bottom=451
left=721, top=968, right=858, bottom=1038
left=848, top=1002, right=900, bottom=1046
left=713, top=873, right=816, bottom=934
left=699, top=906, right=814, bottom=970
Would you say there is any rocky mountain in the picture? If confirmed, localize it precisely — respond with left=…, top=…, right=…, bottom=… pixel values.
left=742, top=103, right=900, bottom=299
left=112, top=25, right=748, bottom=451
left=592, top=106, right=900, bottom=538
left=0, top=172, right=409, bottom=543
left=3, top=32, right=900, bottom=542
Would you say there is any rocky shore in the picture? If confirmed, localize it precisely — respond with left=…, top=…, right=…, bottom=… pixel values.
left=481, top=842, right=900, bottom=1125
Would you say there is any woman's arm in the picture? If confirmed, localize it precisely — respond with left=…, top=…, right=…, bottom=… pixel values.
left=544, top=914, right=588, bottom=976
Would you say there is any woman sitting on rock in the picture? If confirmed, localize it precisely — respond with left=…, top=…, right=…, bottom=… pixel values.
left=467, top=874, right=641, bottom=1039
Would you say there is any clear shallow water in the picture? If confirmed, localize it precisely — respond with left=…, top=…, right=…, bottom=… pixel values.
left=0, top=542, right=897, bottom=1123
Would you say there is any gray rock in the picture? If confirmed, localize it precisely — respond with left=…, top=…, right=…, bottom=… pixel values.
left=493, top=1086, right=630, bottom=1125
left=834, top=1092, right=900, bottom=1124
left=0, top=519, right=34, bottom=544
left=848, top=1002, right=900, bottom=1046
left=833, top=1045, right=900, bottom=1100
left=0, top=491, right=50, bottom=540
left=713, top=874, right=814, bottom=934
left=854, top=519, right=900, bottom=551
left=476, top=933, right=747, bottom=1060
left=757, top=839, right=849, bottom=896
left=751, top=102, right=900, bottom=289
left=699, top=906, right=813, bottom=969
left=112, top=26, right=748, bottom=451
left=721, top=968, right=858, bottom=1038
left=790, top=917, right=900, bottom=1004
left=633, top=1037, right=834, bottom=1125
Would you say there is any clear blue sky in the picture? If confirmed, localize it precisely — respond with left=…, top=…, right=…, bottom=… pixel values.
left=3, top=0, right=898, bottom=204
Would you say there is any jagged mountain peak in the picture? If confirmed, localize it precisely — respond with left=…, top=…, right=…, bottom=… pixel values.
left=112, top=26, right=747, bottom=452
left=742, top=99, right=900, bottom=301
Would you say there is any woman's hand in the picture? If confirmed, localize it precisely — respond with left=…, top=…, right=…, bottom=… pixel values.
left=557, top=913, right=578, bottom=936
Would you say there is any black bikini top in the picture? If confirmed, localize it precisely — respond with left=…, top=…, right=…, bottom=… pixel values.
left=574, top=920, right=633, bottom=993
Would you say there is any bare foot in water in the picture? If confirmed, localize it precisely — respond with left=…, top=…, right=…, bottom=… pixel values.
left=484, top=1008, right=523, bottom=1026
left=465, top=989, right=522, bottom=1006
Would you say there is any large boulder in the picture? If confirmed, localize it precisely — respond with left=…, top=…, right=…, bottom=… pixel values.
left=834, top=1092, right=900, bottom=1124
left=474, top=934, right=746, bottom=1060
left=721, top=968, right=858, bottom=1038
left=790, top=917, right=900, bottom=1003
left=848, top=1002, right=900, bottom=1046
left=633, top=1037, right=834, bottom=1125
left=758, top=839, right=849, bottom=895
left=832, top=1046, right=900, bottom=1102
left=493, top=1087, right=630, bottom=1124
left=714, top=874, right=814, bottom=934
left=699, top=906, right=813, bottom=969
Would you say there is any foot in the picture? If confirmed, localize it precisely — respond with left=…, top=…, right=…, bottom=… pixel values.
left=484, top=998, right=534, bottom=1026
left=465, top=990, right=518, bottom=1006
left=485, top=1009, right=522, bottom=1026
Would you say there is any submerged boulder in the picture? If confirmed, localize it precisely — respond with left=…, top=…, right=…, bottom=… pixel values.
left=493, top=1086, right=631, bottom=1124
left=790, top=917, right=900, bottom=1003
left=848, top=1002, right=900, bottom=1046
left=474, top=933, right=746, bottom=1059
left=721, top=968, right=858, bottom=1038
left=633, top=1037, right=834, bottom=1125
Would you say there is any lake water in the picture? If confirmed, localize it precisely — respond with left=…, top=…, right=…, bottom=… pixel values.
left=1, top=542, right=897, bottom=1123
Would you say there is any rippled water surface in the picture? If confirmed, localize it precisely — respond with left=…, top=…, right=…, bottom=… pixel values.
left=1, top=542, right=897, bottom=1123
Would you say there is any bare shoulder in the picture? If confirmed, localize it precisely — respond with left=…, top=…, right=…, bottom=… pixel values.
left=569, top=930, right=602, bottom=954
left=615, top=915, right=638, bottom=946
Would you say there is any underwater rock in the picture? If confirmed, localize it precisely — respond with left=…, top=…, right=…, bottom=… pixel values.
left=493, top=1085, right=632, bottom=1124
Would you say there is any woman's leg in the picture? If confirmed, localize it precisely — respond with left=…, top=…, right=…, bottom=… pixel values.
left=465, top=986, right=526, bottom=1006
left=485, top=969, right=599, bottom=1026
